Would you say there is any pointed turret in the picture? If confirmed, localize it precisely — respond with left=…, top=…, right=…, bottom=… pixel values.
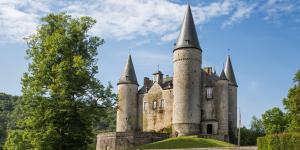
left=118, top=55, right=138, bottom=85
left=224, top=55, right=237, bottom=86
left=174, top=4, right=201, bottom=51
left=219, top=69, right=228, bottom=80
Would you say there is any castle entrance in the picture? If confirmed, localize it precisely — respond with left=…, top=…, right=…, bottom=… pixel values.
left=207, top=124, right=213, bottom=134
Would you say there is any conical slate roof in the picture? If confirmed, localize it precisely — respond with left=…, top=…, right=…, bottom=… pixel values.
left=118, top=55, right=138, bottom=85
left=219, top=69, right=228, bottom=80
left=224, top=55, right=237, bottom=86
left=174, top=4, right=201, bottom=51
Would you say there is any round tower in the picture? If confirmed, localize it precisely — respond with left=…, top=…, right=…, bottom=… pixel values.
left=116, top=55, right=139, bottom=132
left=224, top=55, right=238, bottom=144
left=217, top=69, right=229, bottom=139
left=172, top=4, right=202, bottom=136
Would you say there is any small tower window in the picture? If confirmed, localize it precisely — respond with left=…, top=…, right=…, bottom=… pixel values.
left=143, top=101, right=148, bottom=112
left=206, top=87, right=213, bottom=99
left=159, top=99, right=165, bottom=109
left=152, top=101, right=157, bottom=110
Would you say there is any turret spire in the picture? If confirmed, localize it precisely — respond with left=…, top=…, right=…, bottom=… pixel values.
left=118, top=55, right=138, bottom=85
left=219, top=69, right=228, bottom=80
left=224, top=55, right=237, bottom=86
left=174, top=4, right=201, bottom=50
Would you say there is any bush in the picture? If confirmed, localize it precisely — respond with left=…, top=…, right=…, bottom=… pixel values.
left=257, top=132, right=300, bottom=150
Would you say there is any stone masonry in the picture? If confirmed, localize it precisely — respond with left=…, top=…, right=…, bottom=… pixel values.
left=96, top=4, right=239, bottom=150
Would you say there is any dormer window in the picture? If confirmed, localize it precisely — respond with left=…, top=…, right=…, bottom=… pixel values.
left=206, top=87, right=213, bottom=99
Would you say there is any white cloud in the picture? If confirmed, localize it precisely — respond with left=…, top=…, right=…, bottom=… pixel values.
left=0, top=0, right=299, bottom=43
left=263, top=0, right=296, bottom=21
left=161, top=31, right=179, bottom=41
left=222, top=2, right=257, bottom=28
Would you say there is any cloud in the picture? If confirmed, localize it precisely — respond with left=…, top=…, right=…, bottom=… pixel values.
left=222, top=2, right=257, bottom=28
left=0, top=0, right=299, bottom=43
left=161, top=31, right=179, bottom=42
left=263, top=0, right=297, bottom=21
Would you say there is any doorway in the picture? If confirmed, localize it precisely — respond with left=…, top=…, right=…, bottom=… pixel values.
left=207, top=124, right=213, bottom=134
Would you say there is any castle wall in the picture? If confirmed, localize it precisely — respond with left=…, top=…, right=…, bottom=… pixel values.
left=96, top=132, right=168, bottom=150
left=116, top=84, right=138, bottom=132
left=140, top=83, right=173, bottom=132
left=172, top=48, right=201, bottom=136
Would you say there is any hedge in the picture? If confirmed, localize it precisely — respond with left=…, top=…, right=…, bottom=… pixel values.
left=257, top=132, right=300, bottom=150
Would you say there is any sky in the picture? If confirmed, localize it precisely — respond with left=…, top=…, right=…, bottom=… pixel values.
left=0, top=0, right=300, bottom=127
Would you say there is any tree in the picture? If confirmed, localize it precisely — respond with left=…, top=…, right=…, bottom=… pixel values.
left=262, top=107, right=287, bottom=134
left=250, top=116, right=265, bottom=135
left=4, top=13, right=116, bottom=150
left=240, top=116, right=265, bottom=146
left=283, top=70, right=300, bottom=131
left=0, top=93, right=19, bottom=149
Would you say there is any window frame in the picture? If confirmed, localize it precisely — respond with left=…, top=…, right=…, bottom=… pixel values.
left=206, top=87, right=214, bottom=99
left=143, top=101, right=148, bottom=112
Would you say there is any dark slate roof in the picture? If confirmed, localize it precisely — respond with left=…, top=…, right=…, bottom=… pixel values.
left=118, top=55, right=138, bottom=85
left=152, top=70, right=163, bottom=75
left=224, top=55, right=237, bottom=86
left=138, top=76, right=173, bottom=94
left=174, top=4, right=201, bottom=51
left=219, top=69, right=228, bottom=80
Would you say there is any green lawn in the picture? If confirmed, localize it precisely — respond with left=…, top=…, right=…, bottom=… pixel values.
left=135, top=136, right=236, bottom=149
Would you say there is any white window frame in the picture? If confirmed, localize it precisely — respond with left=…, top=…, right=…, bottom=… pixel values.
left=206, top=87, right=213, bottom=99
left=152, top=101, right=157, bottom=110
left=159, top=99, right=165, bottom=109
left=143, top=101, right=148, bottom=112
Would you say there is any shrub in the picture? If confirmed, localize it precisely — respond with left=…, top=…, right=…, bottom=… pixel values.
left=257, top=132, right=300, bottom=150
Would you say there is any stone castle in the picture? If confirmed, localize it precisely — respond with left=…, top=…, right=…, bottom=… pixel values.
left=97, top=4, right=238, bottom=150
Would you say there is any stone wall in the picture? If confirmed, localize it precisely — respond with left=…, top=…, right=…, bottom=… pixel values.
left=96, top=132, right=169, bottom=150
left=140, top=83, right=173, bottom=132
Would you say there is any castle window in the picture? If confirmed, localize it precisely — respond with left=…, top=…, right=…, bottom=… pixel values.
left=143, top=101, right=148, bottom=111
left=159, top=99, right=165, bottom=109
left=206, top=87, right=213, bottom=99
left=152, top=101, right=157, bottom=110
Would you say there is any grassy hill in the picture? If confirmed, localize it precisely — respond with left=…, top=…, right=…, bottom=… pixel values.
left=136, top=136, right=236, bottom=149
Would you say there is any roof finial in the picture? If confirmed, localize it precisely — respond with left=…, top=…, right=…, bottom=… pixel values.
left=157, top=64, right=160, bottom=71
left=227, top=48, right=230, bottom=56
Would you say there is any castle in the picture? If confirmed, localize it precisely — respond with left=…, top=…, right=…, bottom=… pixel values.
left=97, top=4, right=238, bottom=150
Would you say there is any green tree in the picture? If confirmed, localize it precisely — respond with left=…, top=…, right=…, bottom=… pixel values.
left=0, top=93, right=19, bottom=149
left=240, top=116, right=265, bottom=146
left=4, top=13, right=116, bottom=150
left=262, top=107, right=287, bottom=134
left=250, top=116, right=265, bottom=135
left=283, top=70, right=300, bottom=131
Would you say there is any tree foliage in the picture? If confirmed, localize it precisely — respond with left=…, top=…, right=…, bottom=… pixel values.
left=4, top=13, right=116, bottom=150
left=283, top=70, right=300, bottom=131
left=262, top=107, right=287, bottom=134
left=0, top=93, right=19, bottom=149
left=240, top=116, right=265, bottom=146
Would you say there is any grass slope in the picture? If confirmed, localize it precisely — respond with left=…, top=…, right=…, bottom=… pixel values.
left=136, top=136, right=235, bottom=149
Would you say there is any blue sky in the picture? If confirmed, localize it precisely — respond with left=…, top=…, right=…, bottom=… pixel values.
left=0, top=0, right=300, bottom=127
